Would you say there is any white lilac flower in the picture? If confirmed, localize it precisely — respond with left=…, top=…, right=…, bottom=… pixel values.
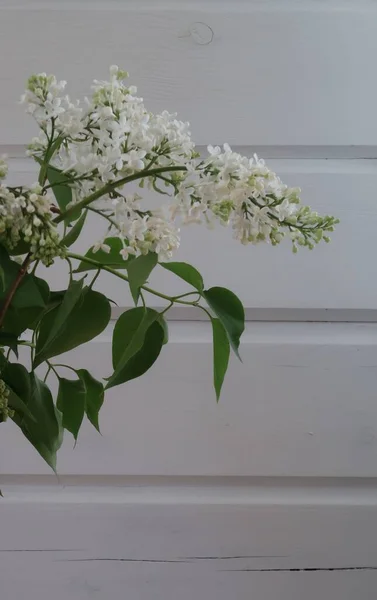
left=0, top=157, right=8, bottom=180
left=20, top=67, right=338, bottom=261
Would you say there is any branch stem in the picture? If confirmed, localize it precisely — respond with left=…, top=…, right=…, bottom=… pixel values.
left=0, top=253, right=32, bottom=328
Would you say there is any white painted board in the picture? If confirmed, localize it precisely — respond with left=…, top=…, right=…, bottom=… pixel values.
left=1, top=322, right=377, bottom=477
left=0, top=1, right=377, bottom=145
left=1, top=493, right=377, bottom=600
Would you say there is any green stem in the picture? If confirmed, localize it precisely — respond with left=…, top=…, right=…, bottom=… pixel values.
left=89, top=269, right=101, bottom=289
left=54, top=166, right=187, bottom=224
left=43, top=365, right=52, bottom=383
left=66, top=251, right=195, bottom=306
left=46, top=360, right=60, bottom=380
left=197, top=304, right=213, bottom=320
left=52, top=363, right=78, bottom=375
left=87, top=206, right=120, bottom=231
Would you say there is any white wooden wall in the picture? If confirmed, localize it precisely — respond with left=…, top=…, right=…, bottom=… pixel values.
left=1, top=1, right=377, bottom=598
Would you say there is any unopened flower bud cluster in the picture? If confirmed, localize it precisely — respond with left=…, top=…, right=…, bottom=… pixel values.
left=0, top=379, right=13, bottom=421
left=21, top=67, right=338, bottom=261
left=0, top=175, right=64, bottom=265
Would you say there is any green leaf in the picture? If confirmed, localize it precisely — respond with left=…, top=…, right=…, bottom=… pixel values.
left=57, top=377, right=86, bottom=441
left=106, top=307, right=159, bottom=389
left=160, top=262, right=204, bottom=292
left=46, top=166, right=80, bottom=224
left=8, top=239, right=31, bottom=256
left=127, top=252, right=158, bottom=304
left=35, top=288, right=111, bottom=366
left=0, top=263, right=5, bottom=291
left=107, top=320, right=164, bottom=390
left=203, top=287, right=245, bottom=360
left=11, top=373, right=63, bottom=471
left=0, top=246, right=46, bottom=310
left=76, top=369, right=104, bottom=432
left=61, top=210, right=88, bottom=248
left=211, top=318, right=230, bottom=401
left=0, top=331, right=19, bottom=349
left=2, top=363, right=35, bottom=419
left=3, top=306, right=44, bottom=336
left=36, top=278, right=84, bottom=359
left=75, top=238, right=130, bottom=272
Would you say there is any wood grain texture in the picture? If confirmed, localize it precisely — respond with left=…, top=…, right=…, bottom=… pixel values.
left=1, top=494, right=377, bottom=599
left=0, top=1, right=377, bottom=145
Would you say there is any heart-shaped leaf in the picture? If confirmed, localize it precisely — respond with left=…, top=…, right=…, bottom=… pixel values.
left=107, top=319, right=164, bottom=390
left=106, top=307, right=159, bottom=389
left=160, top=262, right=204, bottom=292
left=35, top=288, right=111, bottom=366
left=57, top=377, right=86, bottom=441
left=76, top=369, right=104, bottom=433
left=61, top=210, right=88, bottom=248
left=203, top=287, right=245, bottom=360
left=127, top=252, right=157, bottom=304
left=211, top=318, right=230, bottom=401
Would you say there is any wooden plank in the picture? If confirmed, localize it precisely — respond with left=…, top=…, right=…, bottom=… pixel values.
left=1, top=322, right=377, bottom=477
left=1, top=494, right=377, bottom=599
left=0, top=1, right=376, bottom=145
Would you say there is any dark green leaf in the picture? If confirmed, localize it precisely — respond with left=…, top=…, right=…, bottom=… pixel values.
left=106, top=320, right=164, bottom=390
left=107, top=307, right=159, bottom=389
left=211, top=318, right=230, bottom=401
left=2, top=363, right=34, bottom=419
left=3, top=306, right=44, bottom=336
left=0, top=331, right=19, bottom=349
left=11, top=373, right=63, bottom=471
left=0, top=263, right=5, bottom=291
left=36, top=278, right=84, bottom=359
left=0, top=246, right=47, bottom=310
left=160, top=262, right=204, bottom=292
left=8, top=239, right=31, bottom=256
left=57, top=377, right=86, bottom=441
left=46, top=166, right=80, bottom=224
left=203, top=287, right=245, bottom=360
left=75, top=237, right=130, bottom=272
left=61, top=210, right=88, bottom=248
left=35, top=288, right=111, bottom=366
left=76, top=369, right=104, bottom=432
left=127, top=252, right=158, bottom=304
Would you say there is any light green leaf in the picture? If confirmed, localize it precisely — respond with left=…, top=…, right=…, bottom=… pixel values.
left=211, top=318, right=230, bottom=401
left=107, top=320, right=164, bottom=390
left=36, top=278, right=84, bottom=359
left=61, top=210, right=88, bottom=248
left=203, top=287, right=245, bottom=360
left=57, top=377, right=86, bottom=441
left=127, top=252, right=158, bottom=304
left=160, top=262, right=204, bottom=292
left=75, top=237, right=129, bottom=272
left=76, top=369, right=104, bottom=432
left=106, top=307, right=159, bottom=389
left=35, top=288, right=111, bottom=367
